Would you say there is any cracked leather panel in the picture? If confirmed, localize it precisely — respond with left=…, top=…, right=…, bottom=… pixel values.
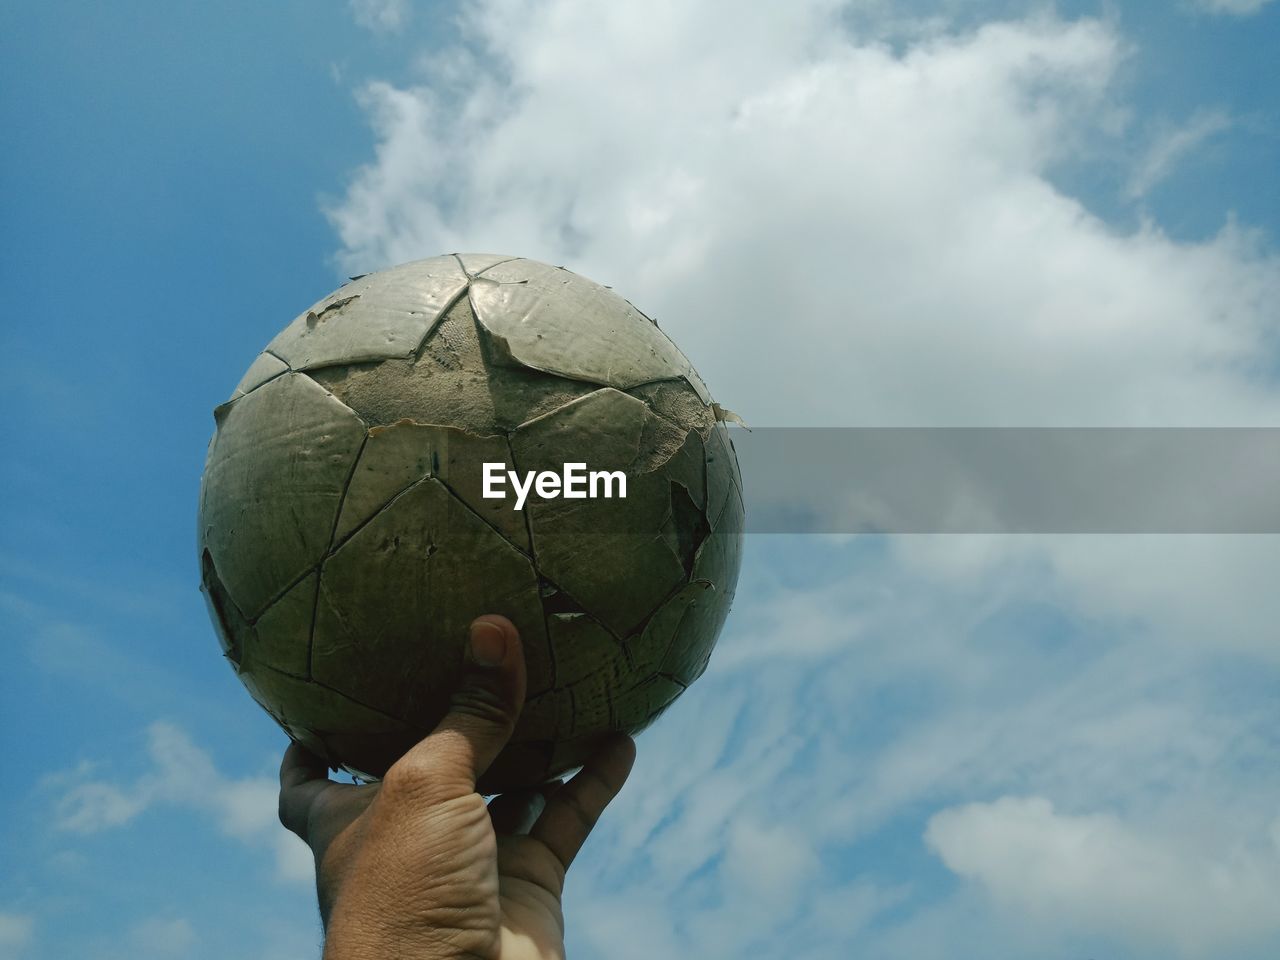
left=199, top=254, right=744, bottom=789
left=311, top=477, right=550, bottom=740
left=309, top=293, right=600, bottom=434
left=230, top=350, right=289, bottom=400
left=265, top=255, right=469, bottom=371
left=200, top=372, right=368, bottom=619
left=471, top=258, right=712, bottom=402
left=510, top=387, right=689, bottom=637
left=333, top=419, right=531, bottom=553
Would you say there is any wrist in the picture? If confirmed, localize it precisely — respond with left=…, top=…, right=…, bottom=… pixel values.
left=323, top=909, right=492, bottom=960
left=323, top=926, right=461, bottom=960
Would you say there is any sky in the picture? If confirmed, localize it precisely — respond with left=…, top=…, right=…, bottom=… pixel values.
left=2, top=0, right=1279, bottom=957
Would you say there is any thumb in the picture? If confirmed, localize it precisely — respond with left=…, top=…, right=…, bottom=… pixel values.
left=385, top=615, right=526, bottom=800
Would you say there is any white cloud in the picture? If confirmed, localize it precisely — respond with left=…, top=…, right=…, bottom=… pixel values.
left=327, top=3, right=1280, bottom=433
left=890, top=533, right=1280, bottom=661
left=926, top=795, right=1280, bottom=955
left=720, top=818, right=821, bottom=912
left=0, top=913, right=33, bottom=960
left=1127, top=110, right=1231, bottom=198
left=554, top=534, right=1280, bottom=957
left=52, top=723, right=312, bottom=886
left=53, top=770, right=150, bottom=831
left=349, top=0, right=410, bottom=33
left=322, top=2, right=1280, bottom=956
left=331, top=0, right=1280, bottom=664
left=1192, top=0, right=1275, bottom=15
left=128, top=917, right=196, bottom=958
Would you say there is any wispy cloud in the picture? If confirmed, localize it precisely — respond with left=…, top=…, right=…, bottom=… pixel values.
left=0, top=913, right=34, bottom=960
left=1127, top=110, right=1231, bottom=199
left=127, top=917, right=196, bottom=958
left=50, top=723, right=312, bottom=886
left=319, top=2, right=1280, bottom=956
left=349, top=0, right=410, bottom=33
left=326, top=5, right=1279, bottom=429
left=557, top=537, right=1280, bottom=957
left=1191, top=0, right=1276, bottom=16
left=927, top=795, right=1280, bottom=956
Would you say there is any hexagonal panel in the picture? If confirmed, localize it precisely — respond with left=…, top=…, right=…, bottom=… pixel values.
left=200, top=372, right=368, bottom=619
left=510, top=388, right=688, bottom=637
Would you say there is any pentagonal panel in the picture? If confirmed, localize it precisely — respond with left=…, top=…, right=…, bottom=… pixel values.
left=265, top=256, right=469, bottom=371
left=309, top=295, right=599, bottom=435
left=333, top=419, right=530, bottom=553
left=200, top=372, right=368, bottom=619
left=471, top=259, right=711, bottom=401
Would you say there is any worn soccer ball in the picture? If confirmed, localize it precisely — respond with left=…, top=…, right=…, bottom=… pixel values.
left=198, top=254, right=743, bottom=790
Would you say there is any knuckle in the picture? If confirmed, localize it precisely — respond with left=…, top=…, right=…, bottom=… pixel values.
left=380, top=753, right=471, bottom=805
left=381, top=757, right=433, bottom=797
left=501, top=839, right=566, bottom=892
left=448, top=681, right=518, bottom=732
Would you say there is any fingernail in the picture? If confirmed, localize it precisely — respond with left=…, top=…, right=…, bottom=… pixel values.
left=469, top=620, right=507, bottom=665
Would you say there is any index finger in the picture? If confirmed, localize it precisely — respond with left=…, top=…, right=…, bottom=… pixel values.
left=280, top=740, right=331, bottom=791
left=529, top=734, right=635, bottom=871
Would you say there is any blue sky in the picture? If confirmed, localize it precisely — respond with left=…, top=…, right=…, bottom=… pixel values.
left=2, top=1, right=1279, bottom=958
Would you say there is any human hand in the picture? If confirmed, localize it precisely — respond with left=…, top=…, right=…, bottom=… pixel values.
left=277, top=614, right=636, bottom=959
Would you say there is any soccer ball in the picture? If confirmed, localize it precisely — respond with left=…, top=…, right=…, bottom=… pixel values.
left=198, top=255, right=743, bottom=791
